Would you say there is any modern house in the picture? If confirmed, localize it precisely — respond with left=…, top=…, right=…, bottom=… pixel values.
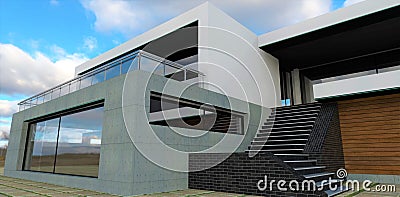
left=5, top=1, right=400, bottom=196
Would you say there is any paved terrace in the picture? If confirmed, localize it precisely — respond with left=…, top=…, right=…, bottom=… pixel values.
left=0, top=168, right=398, bottom=196
left=0, top=168, right=261, bottom=197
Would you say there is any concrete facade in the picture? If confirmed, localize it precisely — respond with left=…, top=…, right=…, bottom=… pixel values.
left=5, top=71, right=268, bottom=195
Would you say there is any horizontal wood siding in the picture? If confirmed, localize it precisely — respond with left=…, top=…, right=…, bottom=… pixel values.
left=338, top=93, right=400, bottom=175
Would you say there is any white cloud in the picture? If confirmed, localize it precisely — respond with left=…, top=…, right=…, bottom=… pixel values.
left=0, top=125, right=9, bottom=148
left=0, top=119, right=10, bottom=125
left=0, top=43, right=88, bottom=96
left=0, top=125, right=10, bottom=139
left=343, top=0, right=366, bottom=7
left=50, top=0, right=59, bottom=6
left=83, top=36, right=98, bottom=51
left=81, top=0, right=155, bottom=35
left=112, top=39, right=120, bottom=45
left=0, top=100, right=19, bottom=118
left=81, top=0, right=332, bottom=36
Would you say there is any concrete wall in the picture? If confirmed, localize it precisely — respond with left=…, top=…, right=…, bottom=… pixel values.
left=198, top=3, right=280, bottom=108
left=75, top=3, right=281, bottom=108
left=5, top=70, right=268, bottom=196
left=314, top=69, right=400, bottom=99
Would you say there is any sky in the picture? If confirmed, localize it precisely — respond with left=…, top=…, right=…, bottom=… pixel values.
left=0, top=0, right=366, bottom=147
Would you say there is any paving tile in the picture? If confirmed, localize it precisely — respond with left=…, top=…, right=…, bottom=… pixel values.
left=43, top=193, right=68, bottom=196
left=88, top=194, right=119, bottom=197
left=3, top=191, right=38, bottom=196
left=3, top=174, right=395, bottom=197
left=71, top=190, right=102, bottom=196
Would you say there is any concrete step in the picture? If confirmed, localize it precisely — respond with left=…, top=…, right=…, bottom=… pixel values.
left=271, top=109, right=320, bottom=116
left=258, top=129, right=311, bottom=135
left=257, top=133, right=309, bottom=139
left=262, top=125, right=313, bottom=130
left=284, top=160, right=317, bottom=167
left=266, top=116, right=316, bottom=124
left=273, top=105, right=321, bottom=113
left=274, top=103, right=321, bottom=110
left=304, top=172, right=335, bottom=182
left=249, top=144, right=306, bottom=150
left=294, top=166, right=326, bottom=175
left=270, top=113, right=319, bottom=120
left=264, top=121, right=315, bottom=127
left=251, top=138, right=307, bottom=145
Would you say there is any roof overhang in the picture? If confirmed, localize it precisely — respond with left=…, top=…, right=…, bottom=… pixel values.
left=259, top=0, right=400, bottom=80
left=74, top=3, right=211, bottom=75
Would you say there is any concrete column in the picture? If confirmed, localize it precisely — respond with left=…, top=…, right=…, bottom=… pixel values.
left=291, top=69, right=303, bottom=105
left=303, top=76, right=315, bottom=103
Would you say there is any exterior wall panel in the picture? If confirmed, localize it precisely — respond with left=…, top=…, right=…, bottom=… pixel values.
left=338, top=93, right=400, bottom=175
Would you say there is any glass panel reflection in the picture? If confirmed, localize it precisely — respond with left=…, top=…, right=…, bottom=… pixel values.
left=54, top=107, right=103, bottom=177
left=106, top=63, right=120, bottom=80
left=23, top=106, right=104, bottom=177
left=121, top=57, right=138, bottom=74
left=24, top=118, right=59, bottom=172
left=140, top=57, right=164, bottom=75
left=92, top=70, right=105, bottom=85
left=80, top=76, right=92, bottom=89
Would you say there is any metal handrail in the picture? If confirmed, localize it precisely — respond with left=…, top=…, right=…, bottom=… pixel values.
left=18, top=50, right=205, bottom=110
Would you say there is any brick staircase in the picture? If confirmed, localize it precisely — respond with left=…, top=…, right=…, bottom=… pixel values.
left=247, top=103, right=349, bottom=196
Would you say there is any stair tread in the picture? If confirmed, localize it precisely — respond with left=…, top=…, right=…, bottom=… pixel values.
left=267, top=119, right=316, bottom=124
left=253, top=139, right=307, bottom=143
left=251, top=144, right=306, bottom=147
left=272, top=109, right=320, bottom=114
left=275, top=103, right=321, bottom=109
left=274, top=153, right=309, bottom=156
left=271, top=112, right=319, bottom=117
left=274, top=106, right=321, bottom=112
left=284, top=160, right=317, bottom=163
left=262, top=125, right=313, bottom=130
left=258, top=149, right=304, bottom=151
left=294, top=166, right=326, bottom=170
left=259, top=129, right=311, bottom=133
left=274, top=104, right=320, bottom=109
left=267, top=116, right=316, bottom=121
left=265, top=121, right=315, bottom=125
left=304, top=172, right=334, bottom=179
left=265, top=134, right=310, bottom=137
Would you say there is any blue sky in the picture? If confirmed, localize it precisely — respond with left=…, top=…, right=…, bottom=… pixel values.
left=0, top=0, right=363, bottom=146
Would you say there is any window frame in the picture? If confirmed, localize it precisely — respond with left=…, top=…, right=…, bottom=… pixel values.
left=22, top=100, right=105, bottom=178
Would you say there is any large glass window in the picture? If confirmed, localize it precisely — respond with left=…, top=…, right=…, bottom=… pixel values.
left=55, top=108, right=103, bottom=177
left=24, top=105, right=104, bottom=177
left=24, top=118, right=59, bottom=172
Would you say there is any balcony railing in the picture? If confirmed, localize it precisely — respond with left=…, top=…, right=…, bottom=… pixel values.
left=18, top=50, right=205, bottom=111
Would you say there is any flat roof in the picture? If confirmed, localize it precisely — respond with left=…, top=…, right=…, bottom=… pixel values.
left=75, top=3, right=209, bottom=75
left=316, top=87, right=400, bottom=102
left=258, top=0, right=400, bottom=47
left=258, top=0, right=400, bottom=80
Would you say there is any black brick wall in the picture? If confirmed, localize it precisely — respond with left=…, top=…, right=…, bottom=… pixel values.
left=189, top=152, right=326, bottom=197
left=188, top=102, right=344, bottom=197
left=305, top=102, right=345, bottom=176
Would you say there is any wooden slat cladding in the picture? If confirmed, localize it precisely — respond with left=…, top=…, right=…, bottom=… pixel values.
left=338, top=93, right=400, bottom=175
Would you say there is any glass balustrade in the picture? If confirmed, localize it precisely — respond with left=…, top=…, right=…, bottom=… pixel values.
left=17, top=50, right=205, bottom=111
